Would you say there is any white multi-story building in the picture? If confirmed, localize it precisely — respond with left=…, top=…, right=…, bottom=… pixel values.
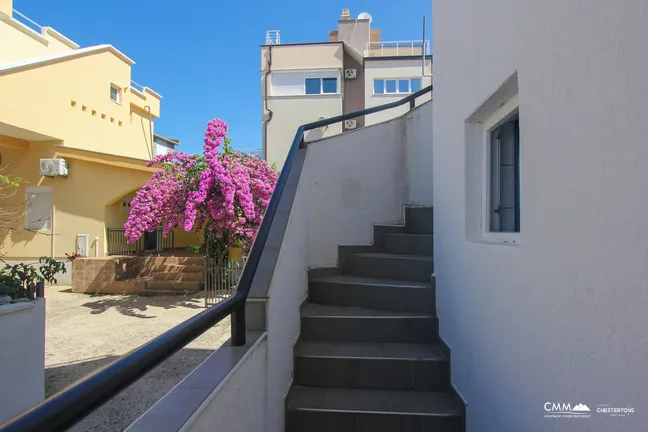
left=261, top=9, right=432, bottom=168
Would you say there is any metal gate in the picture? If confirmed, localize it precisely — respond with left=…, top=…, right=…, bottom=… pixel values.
left=204, top=252, right=247, bottom=307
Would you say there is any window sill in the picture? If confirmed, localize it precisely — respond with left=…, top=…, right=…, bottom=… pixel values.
left=110, top=99, right=122, bottom=106
left=479, top=232, right=521, bottom=245
left=269, top=93, right=341, bottom=99
left=26, top=228, right=52, bottom=234
left=372, top=93, right=415, bottom=96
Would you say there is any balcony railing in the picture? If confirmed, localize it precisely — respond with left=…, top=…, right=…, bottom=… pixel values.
left=106, top=228, right=174, bottom=256
left=0, top=84, right=433, bottom=432
left=365, top=40, right=431, bottom=57
left=265, top=30, right=280, bottom=45
left=11, top=9, right=43, bottom=34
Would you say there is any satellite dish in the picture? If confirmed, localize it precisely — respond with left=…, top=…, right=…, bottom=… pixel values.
left=357, top=12, right=372, bottom=23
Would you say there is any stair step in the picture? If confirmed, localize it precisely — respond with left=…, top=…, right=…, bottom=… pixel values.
left=373, top=224, right=406, bottom=236
left=375, top=233, right=434, bottom=256
left=301, top=304, right=436, bottom=343
left=158, top=264, right=204, bottom=274
left=343, top=253, right=434, bottom=282
left=152, top=272, right=203, bottom=282
left=405, top=207, right=434, bottom=234
left=295, top=341, right=448, bottom=391
left=309, top=275, right=435, bottom=313
left=286, top=386, right=462, bottom=432
left=144, top=281, right=202, bottom=291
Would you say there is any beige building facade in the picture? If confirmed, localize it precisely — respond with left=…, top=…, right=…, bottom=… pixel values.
left=261, top=9, right=432, bottom=168
left=0, top=1, right=197, bottom=272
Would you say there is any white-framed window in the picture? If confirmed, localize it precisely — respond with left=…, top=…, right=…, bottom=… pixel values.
left=374, top=77, right=422, bottom=95
left=110, top=84, right=121, bottom=103
left=482, top=95, right=520, bottom=242
left=305, top=77, right=338, bottom=95
left=25, top=186, right=52, bottom=231
left=270, top=70, right=340, bottom=96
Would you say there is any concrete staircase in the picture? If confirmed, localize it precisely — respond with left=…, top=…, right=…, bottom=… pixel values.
left=140, top=257, right=205, bottom=296
left=286, top=207, right=464, bottom=432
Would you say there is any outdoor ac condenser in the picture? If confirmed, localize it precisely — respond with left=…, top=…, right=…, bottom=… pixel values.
left=344, top=119, right=357, bottom=130
left=40, top=158, right=68, bottom=177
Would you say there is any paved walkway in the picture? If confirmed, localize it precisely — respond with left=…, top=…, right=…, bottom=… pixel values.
left=45, top=286, right=230, bottom=432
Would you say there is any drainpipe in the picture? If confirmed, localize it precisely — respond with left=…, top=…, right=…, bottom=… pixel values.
left=422, top=16, right=432, bottom=78
left=262, top=46, right=273, bottom=161
left=145, top=105, right=153, bottom=159
left=50, top=200, right=55, bottom=258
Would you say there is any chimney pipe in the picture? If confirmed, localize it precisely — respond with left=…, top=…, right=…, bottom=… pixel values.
left=341, top=8, right=351, bottom=20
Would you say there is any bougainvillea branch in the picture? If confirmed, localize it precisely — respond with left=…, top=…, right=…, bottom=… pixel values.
left=124, top=119, right=278, bottom=257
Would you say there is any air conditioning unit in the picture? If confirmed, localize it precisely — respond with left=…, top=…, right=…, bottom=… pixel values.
left=344, top=69, right=357, bottom=79
left=40, top=158, right=68, bottom=177
left=344, top=119, right=357, bottom=130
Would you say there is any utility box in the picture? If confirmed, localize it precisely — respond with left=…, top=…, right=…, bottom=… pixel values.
left=76, top=234, right=89, bottom=257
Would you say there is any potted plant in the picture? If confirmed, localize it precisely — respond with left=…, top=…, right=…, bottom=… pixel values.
left=0, top=257, right=67, bottom=303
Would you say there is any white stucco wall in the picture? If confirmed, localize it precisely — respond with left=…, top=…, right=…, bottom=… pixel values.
left=264, top=161, right=310, bottom=431
left=182, top=337, right=268, bottom=432
left=265, top=95, right=342, bottom=168
left=433, top=0, right=648, bottom=430
left=304, top=101, right=433, bottom=268
left=0, top=299, right=45, bottom=424
left=364, top=58, right=432, bottom=126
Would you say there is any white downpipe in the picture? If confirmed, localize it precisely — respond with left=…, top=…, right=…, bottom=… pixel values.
left=50, top=200, right=55, bottom=258
left=145, top=105, right=153, bottom=159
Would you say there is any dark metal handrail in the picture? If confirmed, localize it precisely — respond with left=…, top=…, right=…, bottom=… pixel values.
left=0, top=84, right=432, bottom=432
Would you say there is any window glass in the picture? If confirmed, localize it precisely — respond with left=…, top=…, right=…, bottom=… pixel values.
left=489, top=116, right=520, bottom=233
left=322, top=78, right=337, bottom=94
left=385, top=80, right=397, bottom=93
left=398, top=79, right=410, bottom=93
left=305, top=78, right=321, bottom=94
left=110, top=86, right=119, bottom=102
left=374, top=79, right=385, bottom=94
left=411, top=78, right=422, bottom=93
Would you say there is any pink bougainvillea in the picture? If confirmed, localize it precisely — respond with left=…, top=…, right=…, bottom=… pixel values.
left=124, top=119, right=278, bottom=253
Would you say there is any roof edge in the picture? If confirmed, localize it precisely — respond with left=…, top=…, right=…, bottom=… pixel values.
left=0, top=44, right=135, bottom=75
left=42, top=26, right=80, bottom=50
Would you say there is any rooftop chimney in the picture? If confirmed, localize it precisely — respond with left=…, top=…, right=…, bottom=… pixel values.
left=341, top=8, right=351, bottom=20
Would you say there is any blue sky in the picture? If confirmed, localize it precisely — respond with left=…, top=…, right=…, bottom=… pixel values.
left=15, top=0, right=431, bottom=155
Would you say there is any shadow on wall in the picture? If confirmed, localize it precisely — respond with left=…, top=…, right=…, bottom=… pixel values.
left=45, top=347, right=219, bottom=431
left=81, top=292, right=205, bottom=319
left=4, top=229, right=39, bottom=250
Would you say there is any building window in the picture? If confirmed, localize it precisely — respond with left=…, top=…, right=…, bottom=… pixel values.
left=373, top=77, right=423, bottom=94
left=110, top=84, right=121, bottom=103
left=305, top=77, right=338, bottom=95
left=270, top=71, right=340, bottom=96
left=25, top=187, right=52, bottom=231
left=488, top=114, right=520, bottom=233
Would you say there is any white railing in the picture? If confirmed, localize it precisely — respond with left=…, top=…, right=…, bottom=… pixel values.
left=364, top=40, right=431, bottom=57
left=265, top=30, right=280, bottom=45
left=130, top=80, right=146, bottom=93
left=12, top=9, right=43, bottom=33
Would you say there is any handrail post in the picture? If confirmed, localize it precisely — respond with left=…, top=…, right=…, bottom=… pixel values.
left=410, top=98, right=416, bottom=109
left=231, top=306, right=246, bottom=346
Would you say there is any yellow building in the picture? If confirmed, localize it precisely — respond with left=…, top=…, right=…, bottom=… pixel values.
left=0, top=1, right=200, bottom=274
